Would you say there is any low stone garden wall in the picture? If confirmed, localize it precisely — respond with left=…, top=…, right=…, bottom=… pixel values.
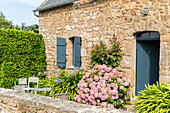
left=0, top=88, right=130, bottom=113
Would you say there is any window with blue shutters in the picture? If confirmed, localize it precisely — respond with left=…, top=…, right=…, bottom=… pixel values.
left=57, top=37, right=66, bottom=67
left=72, top=36, right=81, bottom=67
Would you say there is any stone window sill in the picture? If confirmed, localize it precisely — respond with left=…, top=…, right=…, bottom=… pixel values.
left=66, top=66, right=75, bottom=70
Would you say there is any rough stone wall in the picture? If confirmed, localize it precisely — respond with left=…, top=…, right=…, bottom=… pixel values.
left=0, top=88, right=129, bottom=113
left=39, top=0, right=170, bottom=97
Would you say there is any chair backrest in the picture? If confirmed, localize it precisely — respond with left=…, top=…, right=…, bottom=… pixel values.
left=28, top=77, right=39, bottom=88
left=18, top=78, right=27, bottom=85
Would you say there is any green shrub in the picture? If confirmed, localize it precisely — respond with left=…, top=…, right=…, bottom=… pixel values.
left=37, top=76, right=58, bottom=96
left=90, top=41, right=122, bottom=68
left=0, top=29, right=46, bottom=88
left=133, top=82, right=170, bottom=113
left=37, top=69, right=85, bottom=101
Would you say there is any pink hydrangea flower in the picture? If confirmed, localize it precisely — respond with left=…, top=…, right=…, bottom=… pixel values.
left=94, top=75, right=99, bottom=81
left=111, top=96, right=118, bottom=100
left=105, top=67, right=112, bottom=72
left=114, top=84, right=118, bottom=88
left=101, top=83, right=106, bottom=88
left=98, top=102, right=101, bottom=106
left=97, top=99, right=100, bottom=103
left=127, top=79, right=130, bottom=84
left=113, top=87, right=118, bottom=92
left=84, top=88, right=89, bottom=93
left=120, top=86, right=124, bottom=89
left=100, top=76, right=104, bottom=81
left=80, top=87, right=84, bottom=91
left=122, top=77, right=126, bottom=81
left=77, top=97, right=81, bottom=103
left=92, top=101, right=97, bottom=105
left=98, top=93, right=102, bottom=98
left=104, top=75, right=109, bottom=80
left=118, top=74, right=123, bottom=78
left=77, top=90, right=83, bottom=95
left=75, top=65, right=129, bottom=108
left=82, top=76, right=86, bottom=80
left=98, top=72, right=103, bottom=76
left=82, top=100, right=86, bottom=103
left=109, top=73, right=114, bottom=78
left=85, top=73, right=90, bottom=78
left=112, top=69, right=117, bottom=75
left=124, top=82, right=129, bottom=86
left=110, top=83, right=115, bottom=87
left=122, top=83, right=125, bottom=86
left=101, top=102, right=107, bottom=107
left=101, top=80, right=106, bottom=84
left=90, top=95, right=95, bottom=100
left=117, top=78, right=123, bottom=83
left=113, top=75, right=117, bottom=78
left=125, top=96, right=128, bottom=100
left=101, top=69, right=105, bottom=73
left=81, top=94, right=86, bottom=99
left=107, top=84, right=111, bottom=88
left=108, top=104, right=114, bottom=108
left=109, top=90, right=116, bottom=95
left=98, top=82, right=102, bottom=85
left=101, top=64, right=107, bottom=69
left=97, top=85, right=101, bottom=89
left=94, top=93, right=98, bottom=98
left=102, top=89, right=107, bottom=95
left=86, top=78, right=93, bottom=83
left=74, top=95, right=78, bottom=101
left=120, top=100, right=124, bottom=104
left=103, top=94, right=109, bottom=100
left=90, top=90, right=95, bottom=95
left=85, top=94, right=89, bottom=97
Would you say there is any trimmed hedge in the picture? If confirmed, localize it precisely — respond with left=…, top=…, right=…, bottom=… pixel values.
left=0, top=29, right=46, bottom=88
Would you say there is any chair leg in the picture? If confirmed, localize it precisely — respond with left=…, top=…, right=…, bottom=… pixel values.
left=34, top=90, right=36, bottom=94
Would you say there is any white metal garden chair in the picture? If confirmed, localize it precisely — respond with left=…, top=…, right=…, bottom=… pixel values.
left=13, top=78, right=27, bottom=93
left=24, top=76, right=39, bottom=94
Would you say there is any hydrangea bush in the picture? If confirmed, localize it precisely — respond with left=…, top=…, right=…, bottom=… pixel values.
left=74, top=64, right=130, bottom=108
left=90, top=41, right=122, bottom=68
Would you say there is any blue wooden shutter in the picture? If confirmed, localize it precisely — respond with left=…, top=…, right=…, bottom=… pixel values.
left=73, top=36, right=81, bottom=67
left=57, top=37, right=66, bottom=67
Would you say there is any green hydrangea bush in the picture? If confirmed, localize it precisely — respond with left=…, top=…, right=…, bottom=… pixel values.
left=90, top=41, right=122, bottom=68
left=133, top=82, right=170, bottom=113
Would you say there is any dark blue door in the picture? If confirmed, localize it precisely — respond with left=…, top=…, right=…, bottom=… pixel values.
left=136, top=32, right=160, bottom=95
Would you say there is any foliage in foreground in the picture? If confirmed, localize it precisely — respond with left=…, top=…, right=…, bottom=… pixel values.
left=75, top=65, right=130, bottom=108
left=0, top=29, right=46, bottom=88
left=37, top=69, right=85, bottom=101
left=133, top=82, right=170, bottom=113
left=90, top=41, right=122, bottom=68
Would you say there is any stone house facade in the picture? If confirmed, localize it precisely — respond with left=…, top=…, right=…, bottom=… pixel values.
left=34, top=0, right=170, bottom=97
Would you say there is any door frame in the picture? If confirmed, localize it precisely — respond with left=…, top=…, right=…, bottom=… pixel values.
left=135, top=31, right=160, bottom=95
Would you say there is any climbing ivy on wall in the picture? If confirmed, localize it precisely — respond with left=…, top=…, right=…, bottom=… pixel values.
left=0, top=29, right=46, bottom=88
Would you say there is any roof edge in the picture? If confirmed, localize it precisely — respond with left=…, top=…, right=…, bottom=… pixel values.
left=33, top=0, right=78, bottom=12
